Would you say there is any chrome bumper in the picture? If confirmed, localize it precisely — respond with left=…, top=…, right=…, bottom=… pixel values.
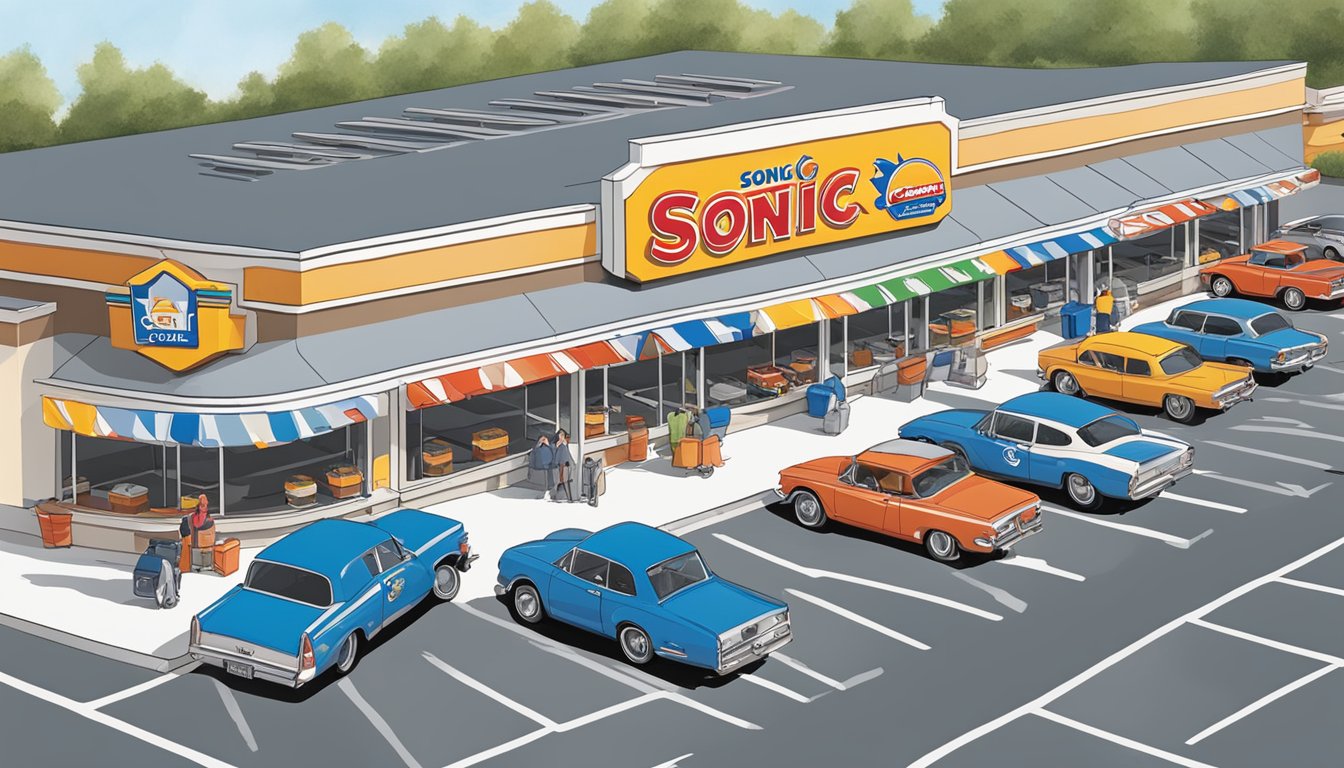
left=1129, top=464, right=1195, bottom=500
left=189, top=643, right=311, bottom=688
left=717, top=624, right=793, bottom=675
left=1324, top=285, right=1344, bottom=299
left=1270, top=345, right=1328, bottom=372
left=1215, top=379, right=1257, bottom=409
left=987, top=515, right=1044, bottom=550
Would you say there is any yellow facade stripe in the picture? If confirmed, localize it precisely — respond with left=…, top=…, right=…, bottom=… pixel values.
left=0, top=241, right=158, bottom=285
left=960, top=79, right=1305, bottom=168
left=244, top=222, right=598, bottom=306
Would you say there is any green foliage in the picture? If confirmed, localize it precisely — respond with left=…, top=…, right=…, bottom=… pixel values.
left=59, top=43, right=209, bottom=144
left=487, top=1, right=580, bottom=79
left=1190, top=0, right=1344, bottom=88
left=0, top=47, right=60, bottom=151
left=825, top=0, right=930, bottom=60
left=374, top=16, right=496, bottom=94
left=1311, top=151, right=1344, bottom=179
left=571, top=0, right=653, bottom=67
left=267, top=23, right=376, bottom=113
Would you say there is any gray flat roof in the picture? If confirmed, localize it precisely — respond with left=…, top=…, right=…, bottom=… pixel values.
left=0, top=296, right=51, bottom=312
left=0, top=52, right=1290, bottom=252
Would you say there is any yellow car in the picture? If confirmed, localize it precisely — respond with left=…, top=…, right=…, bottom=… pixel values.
left=1037, top=332, right=1257, bottom=423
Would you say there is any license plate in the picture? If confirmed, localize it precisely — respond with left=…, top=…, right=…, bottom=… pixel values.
left=225, top=661, right=254, bottom=680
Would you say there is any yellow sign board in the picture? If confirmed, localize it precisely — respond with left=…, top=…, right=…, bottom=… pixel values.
left=106, top=260, right=246, bottom=372
left=615, top=121, right=953, bottom=282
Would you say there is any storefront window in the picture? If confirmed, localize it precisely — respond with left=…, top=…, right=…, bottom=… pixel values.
left=928, top=283, right=979, bottom=347
left=584, top=369, right=614, bottom=437
left=70, top=434, right=170, bottom=508
left=773, top=324, right=819, bottom=386
left=608, top=357, right=660, bottom=432
left=846, top=304, right=904, bottom=369
left=414, top=382, right=530, bottom=479
left=1111, top=225, right=1184, bottom=289
left=704, top=335, right=772, bottom=407
left=224, top=424, right=366, bottom=515
left=829, top=318, right=845, bottom=377
left=1006, top=261, right=1067, bottom=323
left=1197, top=210, right=1242, bottom=264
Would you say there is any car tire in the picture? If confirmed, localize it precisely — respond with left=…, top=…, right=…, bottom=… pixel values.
left=1282, top=287, right=1307, bottom=311
left=618, top=625, right=654, bottom=666
left=924, top=530, right=960, bottom=562
left=1064, top=473, right=1103, bottom=511
left=1325, top=246, right=1340, bottom=261
left=511, top=583, right=545, bottom=625
left=1163, top=394, right=1196, bottom=424
left=792, top=490, right=828, bottom=529
left=1210, top=276, right=1234, bottom=297
left=1053, top=369, right=1083, bottom=397
left=432, top=562, right=460, bottom=602
left=335, top=632, right=359, bottom=676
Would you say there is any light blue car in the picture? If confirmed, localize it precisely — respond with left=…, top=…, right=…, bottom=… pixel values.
left=1131, top=298, right=1327, bottom=374
left=190, top=510, right=472, bottom=687
left=898, top=392, right=1194, bottom=510
left=496, top=522, right=791, bottom=674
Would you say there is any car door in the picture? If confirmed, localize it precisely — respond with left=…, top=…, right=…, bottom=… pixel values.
left=547, top=548, right=607, bottom=632
left=984, top=412, right=1035, bottom=481
left=1199, top=315, right=1242, bottom=360
left=1120, top=356, right=1157, bottom=404
left=1165, top=311, right=1208, bottom=356
left=1259, top=252, right=1290, bottom=295
left=831, top=462, right=894, bottom=533
left=597, top=562, right=639, bottom=636
left=1074, top=350, right=1125, bottom=399
left=1028, top=423, right=1073, bottom=486
left=374, top=539, right=429, bottom=625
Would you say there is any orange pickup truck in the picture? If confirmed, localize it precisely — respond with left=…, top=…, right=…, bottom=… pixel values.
left=1200, top=240, right=1344, bottom=310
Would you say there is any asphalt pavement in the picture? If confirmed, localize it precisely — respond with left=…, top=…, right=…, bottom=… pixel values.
left=4, top=307, right=1344, bottom=768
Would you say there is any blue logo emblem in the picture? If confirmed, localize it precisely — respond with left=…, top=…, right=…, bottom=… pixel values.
left=871, top=156, right=948, bottom=222
left=1002, top=446, right=1022, bottom=467
left=130, top=271, right=198, bottom=348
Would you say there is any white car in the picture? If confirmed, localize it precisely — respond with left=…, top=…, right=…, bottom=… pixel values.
left=1273, top=215, right=1344, bottom=262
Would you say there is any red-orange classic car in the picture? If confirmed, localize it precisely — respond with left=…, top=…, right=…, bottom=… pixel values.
left=774, top=439, right=1042, bottom=562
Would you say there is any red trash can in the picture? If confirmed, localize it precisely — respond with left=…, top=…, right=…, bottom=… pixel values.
left=34, top=501, right=73, bottom=548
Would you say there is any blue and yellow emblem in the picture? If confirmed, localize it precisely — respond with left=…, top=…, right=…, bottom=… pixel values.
left=871, top=155, right=948, bottom=222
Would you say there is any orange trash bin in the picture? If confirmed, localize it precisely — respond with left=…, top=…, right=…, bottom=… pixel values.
left=34, top=501, right=73, bottom=548
left=213, top=538, right=241, bottom=576
left=625, top=416, right=649, bottom=462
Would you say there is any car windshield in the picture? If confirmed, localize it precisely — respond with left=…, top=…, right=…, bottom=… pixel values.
left=911, top=456, right=971, bottom=498
left=1159, top=347, right=1204, bottom=375
left=244, top=561, right=333, bottom=607
left=1250, top=313, right=1292, bottom=336
left=1077, top=415, right=1142, bottom=447
left=647, top=551, right=709, bottom=601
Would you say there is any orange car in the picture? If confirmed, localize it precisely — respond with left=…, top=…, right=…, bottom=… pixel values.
left=774, top=439, right=1042, bottom=562
left=1199, top=240, right=1344, bottom=310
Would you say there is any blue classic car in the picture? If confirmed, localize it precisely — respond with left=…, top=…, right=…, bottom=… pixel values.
left=190, top=510, right=473, bottom=687
left=898, top=392, right=1194, bottom=510
left=1131, top=297, right=1327, bottom=374
left=496, top=522, right=791, bottom=674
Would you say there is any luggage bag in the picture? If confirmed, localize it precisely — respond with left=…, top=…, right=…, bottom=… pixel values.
left=581, top=457, right=606, bottom=507
left=324, top=465, right=364, bottom=499
left=133, top=538, right=182, bottom=609
left=823, top=401, right=851, bottom=435
left=213, top=538, right=241, bottom=576
left=421, top=438, right=455, bottom=477
left=110, top=483, right=150, bottom=515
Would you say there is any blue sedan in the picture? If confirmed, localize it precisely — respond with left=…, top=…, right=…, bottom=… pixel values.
left=1131, top=297, right=1327, bottom=374
left=496, top=522, right=792, bottom=673
left=190, top=510, right=473, bottom=687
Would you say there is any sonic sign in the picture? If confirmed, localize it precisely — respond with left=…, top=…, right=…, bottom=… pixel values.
left=603, top=101, right=955, bottom=282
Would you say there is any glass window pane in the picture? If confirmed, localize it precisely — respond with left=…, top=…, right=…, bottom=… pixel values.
left=1036, top=424, right=1071, bottom=446
left=608, top=563, right=636, bottom=596
left=1125, top=358, right=1151, bottom=376
left=608, top=358, right=660, bottom=432
left=993, top=413, right=1035, bottom=442
left=1203, top=316, right=1242, bottom=336
left=1197, top=210, right=1242, bottom=263
left=929, top=283, right=979, bottom=347
left=375, top=540, right=402, bottom=571
left=829, top=317, right=846, bottom=377
left=705, top=335, right=773, bottom=407
left=775, top=324, right=819, bottom=386
left=245, top=561, right=332, bottom=607
left=570, top=550, right=609, bottom=585
left=846, top=304, right=900, bottom=369
left=362, top=551, right=381, bottom=577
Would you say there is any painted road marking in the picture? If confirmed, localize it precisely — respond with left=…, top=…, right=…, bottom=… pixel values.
left=770, top=652, right=883, bottom=691
left=424, top=651, right=556, bottom=727
left=1201, top=440, right=1333, bottom=470
left=212, top=679, right=258, bottom=753
left=1262, top=396, right=1344, bottom=412
left=784, top=589, right=929, bottom=650
left=1186, top=665, right=1336, bottom=746
left=906, top=533, right=1344, bottom=768
left=1277, top=576, right=1344, bottom=599
left=1034, top=709, right=1216, bottom=768
left=714, top=534, right=1002, bottom=621
left=1160, top=487, right=1248, bottom=512
left=951, top=571, right=1027, bottom=613
left=1233, top=425, right=1344, bottom=445
left=1043, top=505, right=1209, bottom=549
left=85, top=662, right=199, bottom=710
left=1251, top=415, right=1314, bottom=429
left=738, top=672, right=811, bottom=703
left=338, top=678, right=424, bottom=768
left=996, top=554, right=1086, bottom=582
left=1187, top=619, right=1344, bottom=667
left=650, top=754, right=694, bottom=768
left=0, top=668, right=239, bottom=768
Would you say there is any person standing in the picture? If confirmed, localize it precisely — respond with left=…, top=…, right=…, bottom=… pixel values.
left=528, top=434, right=555, bottom=499
left=550, top=430, right=576, bottom=503
left=179, top=494, right=216, bottom=572
left=1095, top=288, right=1115, bottom=334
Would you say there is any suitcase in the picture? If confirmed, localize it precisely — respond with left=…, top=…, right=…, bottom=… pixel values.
left=325, top=465, right=364, bottom=499
left=133, top=539, right=181, bottom=608
left=284, top=474, right=318, bottom=507
left=701, top=435, right=724, bottom=467
left=213, top=538, right=241, bottom=577
left=672, top=437, right=702, bottom=469
left=747, top=365, right=790, bottom=397
left=472, top=428, right=509, bottom=452
left=421, top=438, right=454, bottom=477
left=473, top=446, right=508, bottom=463
left=823, top=401, right=851, bottom=435
left=584, top=407, right=606, bottom=439
left=109, top=483, right=150, bottom=515
left=625, top=416, right=649, bottom=462
left=849, top=346, right=874, bottom=368
left=581, top=457, right=606, bottom=507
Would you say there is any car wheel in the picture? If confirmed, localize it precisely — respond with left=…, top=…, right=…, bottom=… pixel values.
left=1065, top=473, right=1103, bottom=511
left=1325, top=246, right=1340, bottom=261
left=335, top=632, right=359, bottom=675
left=619, top=625, right=654, bottom=666
left=1282, top=287, right=1307, bottom=311
left=432, top=563, right=460, bottom=602
left=1053, top=370, right=1082, bottom=396
left=1164, top=394, right=1196, bottom=423
left=924, top=530, right=960, bottom=562
left=1210, top=276, right=1234, bottom=297
left=512, top=583, right=545, bottom=625
left=792, top=490, right=827, bottom=529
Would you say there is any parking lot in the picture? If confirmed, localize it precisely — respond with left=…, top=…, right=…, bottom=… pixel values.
left=4, top=309, right=1344, bottom=768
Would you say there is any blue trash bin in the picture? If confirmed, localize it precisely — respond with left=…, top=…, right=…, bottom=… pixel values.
left=706, top=406, right=731, bottom=442
left=806, top=381, right=838, bottom=418
left=1060, top=301, right=1092, bottom=339
left=824, top=375, right=846, bottom=403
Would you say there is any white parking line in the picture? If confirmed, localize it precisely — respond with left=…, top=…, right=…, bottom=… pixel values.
left=212, top=679, right=258, bottom=753
left=1277, top=576, right=1344, bottom=599
left=951, top=571, right=1027, bottom=613
left=1186, top=665, right=1336, bottom=746
left=1232, top=424, right=1344, bottom=445
left=1187, top=619, right=1344, bottom=666
left=553, top=692, right=661, bottom=731
left=1160, top=487, right=1247, bottom=512
left=996, top=554, right=1086, bottom=582
left=1043, top=505, right=1209, bottom=549
left=1034, top=710, right=1216, bottom=768
left=1201, top=440, right=1333, bottom=470
left=784, top=589, right=930, bottom=650
left=738, top=673, right=811, bottom=703
left=1184, top=472, right=1328, bottom=501
left=649, top=754, right=693, bottom=768
left=714, top=534, right=1003, bottom=621
left=84, top=662, right=199, bottom=710
left=423, top=651, right=556, bottom=727
left=338, top=678, right=424, bottom=768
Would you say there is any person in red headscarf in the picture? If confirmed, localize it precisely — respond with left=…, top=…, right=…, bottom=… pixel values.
left=180, top=494, right=216, bottom=571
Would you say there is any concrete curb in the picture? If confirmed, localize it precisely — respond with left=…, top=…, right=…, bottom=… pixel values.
left=662, top=489, right=777, bottom=534
left=0, top=611, right=192, bottom=673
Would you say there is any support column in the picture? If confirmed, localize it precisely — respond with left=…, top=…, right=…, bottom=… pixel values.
left=218, top=447, right=226, bottom=516
left=572, top=371, right=585, bottom=463
left=817, top=319, right=829, bottom=382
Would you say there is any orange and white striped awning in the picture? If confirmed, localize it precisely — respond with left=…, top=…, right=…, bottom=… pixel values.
left=1107, top=199, right=1218, bottom=240
left=406, top=341, right=627, bottom=409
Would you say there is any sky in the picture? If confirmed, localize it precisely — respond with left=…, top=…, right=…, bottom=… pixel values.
left=0, top=0, right=946, bottom=107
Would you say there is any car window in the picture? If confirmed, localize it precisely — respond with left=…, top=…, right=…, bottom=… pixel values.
left=1078, top=350, right=1100, bottom=367
left=647, top=551, right=709, bottom=601
left=1250, top=313, right=1292, bottom=336
left=1286, top=253, right=1307, bottom=269
left=607, top=563, right=636, bottom=596
left=245, top=561, right=333, bottom=607
left=569, top=550, right=609, bottom=586
left=852, top=463, right=886, bottom=492
left=361, top=551, right=381, bottom=578
left=878, top=471, right=907, bottom=495
left=375, top=540, right=404, bottom=572
left=1169, top=311, right=1205, bottom=331
left=1159, top=347, right=1204, bottom=375
left=1319, top=216, right=1344, bottom=231
left=1251, top=250, right=1286, bottom=268
left=1092, top=351, right=1124, bottom=372
left=1036, top=424, right=1071, bottom=446
left=1125, top=358, right=1151, bottom=376
left=911, top=456, right=971, bottom=497
left=993, top=413, right=1035, bottom=443
left=1202, top=316, right=1242, bottom=337
left=1077, top=415, right=1142, bottom=447
left=554, top=548, right=574, bottom=572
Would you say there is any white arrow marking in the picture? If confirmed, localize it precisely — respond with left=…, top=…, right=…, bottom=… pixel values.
left=996, top=553, right=1087, bottom=582
left=1253, top=415, right=1315, bottom=429
left=1180, top=474, right=1327, bottom=499
left=1201, top=440, right=1333, bottom=470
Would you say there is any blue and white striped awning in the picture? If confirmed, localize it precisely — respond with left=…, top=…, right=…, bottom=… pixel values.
left=990, top=226, right=1119, bottom=271
left=611, top=313, right=754, bottom=360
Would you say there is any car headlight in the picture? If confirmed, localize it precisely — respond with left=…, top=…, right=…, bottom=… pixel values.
left=1276, top=350, right=1287, bottom=363
left=1181, top=448, right=1195, bottom=467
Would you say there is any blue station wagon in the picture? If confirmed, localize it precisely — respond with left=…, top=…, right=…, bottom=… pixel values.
left=496, top=522, right=791, bottom=674
left=1131, top=298, right=1327, bottom=374
left=190, top=510, right=473, bottom=687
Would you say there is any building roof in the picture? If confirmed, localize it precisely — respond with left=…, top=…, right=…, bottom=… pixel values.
left=1178, top=297, right=1281, bottom=319
left=580, top=522, right=695, bottom=569
left=257, top=519, right=388, bottom=578
left=999, top=392, right=1119, bottom=428
left=0, top=52, right=1291, bottom=252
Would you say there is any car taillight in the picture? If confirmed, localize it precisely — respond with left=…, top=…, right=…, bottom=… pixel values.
left=190, top=615, right=201, bottom=646
left=459, top=534, right=470, bottom=555
left=300, top=633, right=315, bottom=670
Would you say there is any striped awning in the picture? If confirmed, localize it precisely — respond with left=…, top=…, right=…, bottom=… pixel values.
left=981, top=226, right=1119, bottom=274
left=1207, top=178, right=1301, bottom=211
left=406, top=340, right=628, bottom=408
left=42, top=395, right=384, bottom=449
left=1107, top=199, right=1218, bottom=240
left=752, top=299, right=829, bottom=335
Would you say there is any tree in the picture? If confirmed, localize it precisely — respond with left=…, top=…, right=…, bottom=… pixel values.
left=374, top=16, right=497, bottom=94
left=59, top=43, right=209, bottom=144
left=0, top=47, right=60, bottom=152
left=485, top=1, right=580, bottom=79
left=826, top=0, right=931, bottom=60
left=637, top=0, right=752, bottom=56
left=740, top=10, right=826, bottom=56
left=570, top=0, right=654, bottom=67
left=268, top=23, right=376, bottom=114
left=1191, top=0, right=1344, bottom=88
